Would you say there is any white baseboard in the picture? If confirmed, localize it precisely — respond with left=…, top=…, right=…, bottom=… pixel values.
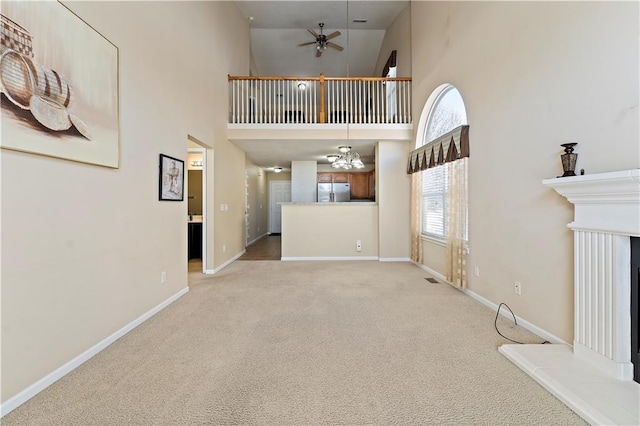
left=462, top=288, right=567, bottom=345
left=247, top=233, right=268, bottom=247
left=281, top=256, right=379, bottom=261
left=0, top=287, right=189, bottom=418
left=379, top=257, right=411, bottom=262
left=411, top=261, right=567, bottom=345
left=412, top=261, right=447, bottom=282
left=204, top=250, right=246, bottom=274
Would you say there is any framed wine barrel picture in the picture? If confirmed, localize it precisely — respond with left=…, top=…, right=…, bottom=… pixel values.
left=0, top=1, right=119, bottom=168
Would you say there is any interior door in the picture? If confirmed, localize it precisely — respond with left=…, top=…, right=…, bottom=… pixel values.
left=270, top=180, right=291, bottom=234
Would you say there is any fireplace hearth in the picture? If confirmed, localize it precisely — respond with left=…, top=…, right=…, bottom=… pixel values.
left=632, top=237, right=639, bottom=383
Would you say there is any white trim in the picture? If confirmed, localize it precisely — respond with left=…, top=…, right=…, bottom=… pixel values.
left=0, top=287, right=189, bottom=418
left=463, top=288, right=567, bottom=345
left=411, top=261, right=567, bottom=345
left=573, top=340, right=634, bottom=381
left=205, top=250, right=246, bottom=274
left=499, top=344, right=640, bottom=426
left=379, top=257, right=411, bottom=262
left=421, top=234, right=447, bottom=247
left=282, top=256, right=379, bottom=261
left=542, top=169, right=640, bottom=237
left=188, top=146, right=208, bottom=273
left=247, top=232, right=268, bottom=247
left=421, top=234, right=470, bottom=254
left=412, top=261, right=447, bottom=282
left=228, top=123, right=348, bottom=131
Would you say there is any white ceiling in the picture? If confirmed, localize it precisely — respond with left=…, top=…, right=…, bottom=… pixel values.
left=231, top=1, right=409, bottom=170
left=232, top=138, right=377, bottom=170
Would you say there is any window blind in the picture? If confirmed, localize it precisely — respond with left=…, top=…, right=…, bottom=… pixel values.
left=422, top=166, right=448, bottom=237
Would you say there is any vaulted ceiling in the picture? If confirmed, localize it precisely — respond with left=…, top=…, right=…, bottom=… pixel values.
left=230, top=1, right=410, bottom=170
left=234, top=1, right=408, bottom=77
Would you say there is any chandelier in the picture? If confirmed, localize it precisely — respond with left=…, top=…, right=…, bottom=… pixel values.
left=327, top=146, right=364, bottom=169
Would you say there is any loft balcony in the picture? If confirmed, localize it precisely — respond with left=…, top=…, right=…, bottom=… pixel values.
left=227, top=74, right=412, bottom=142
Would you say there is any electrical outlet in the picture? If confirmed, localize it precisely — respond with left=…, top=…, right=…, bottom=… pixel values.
left=514, top=281, right=522, bottom=295
left=222, top=244, right=226, bottom=253
left=474, top=266, right=480, bottom=277
left=161, top=271, right=167, bottom=284
left=356, top=240, right=362, bottom=252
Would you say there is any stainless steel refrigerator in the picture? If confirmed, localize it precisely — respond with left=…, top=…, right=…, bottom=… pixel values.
left=318, top=183, right=350, bottom=202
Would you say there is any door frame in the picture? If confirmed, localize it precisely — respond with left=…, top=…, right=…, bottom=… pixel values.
left=188, top=147, right=207, bottom=272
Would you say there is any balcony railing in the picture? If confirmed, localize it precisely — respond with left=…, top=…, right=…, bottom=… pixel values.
left=229, top=74, right=411, bottom=125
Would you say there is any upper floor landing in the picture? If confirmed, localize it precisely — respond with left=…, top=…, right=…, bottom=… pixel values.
left=227, top=74, right=413, bottom=142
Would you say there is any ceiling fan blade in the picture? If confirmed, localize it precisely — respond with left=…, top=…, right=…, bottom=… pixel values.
left=298, top=41, right=317, bottom=47
left=307, top=29, right=319, bottom=38
left=316, top=49, right=322, bottom=58
left=327, top=42, right=344, bottom=51
left=325, top=31, right=341, bottom=41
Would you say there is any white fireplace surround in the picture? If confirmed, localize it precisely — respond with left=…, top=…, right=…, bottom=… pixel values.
left=500, top=169, right=640, bottom=426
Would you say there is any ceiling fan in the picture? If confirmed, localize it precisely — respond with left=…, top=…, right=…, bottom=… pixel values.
left=298, top=23, right=344, bottom=57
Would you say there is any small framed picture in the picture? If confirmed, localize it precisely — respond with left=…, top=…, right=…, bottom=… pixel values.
left=159, top=154, right=184, bottom=201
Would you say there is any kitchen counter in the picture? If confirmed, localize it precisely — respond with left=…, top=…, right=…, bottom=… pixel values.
left=280, top=202, right=378, bottom=259
left=279, top=201, right=376, bottom=205
left=188, top=215, right=203, bottom=223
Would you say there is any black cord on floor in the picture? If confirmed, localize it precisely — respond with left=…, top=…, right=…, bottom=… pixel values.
left=494, top=302, right=549, bottom=344
left=494, top=302, right=526, bottom=344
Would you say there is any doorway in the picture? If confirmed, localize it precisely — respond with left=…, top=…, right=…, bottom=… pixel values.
left=187, top=139, right=208, bottom=274
left=269, top=180, right=291, bottom=234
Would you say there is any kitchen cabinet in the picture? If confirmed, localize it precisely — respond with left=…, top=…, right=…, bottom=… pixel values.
left=316, top=171, right=375, bottom=200
left=368, top=169, right=376, bottom=200
left=317, top=173, right=333, bottom=183
left=333, top=173, right=350, bottom=183
left=318, top=172, right=351, bottom=184
left=318, top=172, right=351, bottom=183
left=350, top=172, right=369, bottom=199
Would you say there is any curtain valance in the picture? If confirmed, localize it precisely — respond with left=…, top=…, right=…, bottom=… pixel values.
left=406, top=125, right=470, bottom=174
left=382, top=50, right=397, bottom=77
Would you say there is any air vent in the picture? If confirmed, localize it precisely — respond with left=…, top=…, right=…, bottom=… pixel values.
left=352, top=19, right=368, bottom=23
left=425, top=277, right=439, bottom=284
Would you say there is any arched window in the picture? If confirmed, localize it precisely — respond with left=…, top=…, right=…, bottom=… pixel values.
left=419, top=85, right=467, bottom=238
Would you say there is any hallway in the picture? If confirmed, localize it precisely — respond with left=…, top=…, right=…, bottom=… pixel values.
left=239, top=234, right=281, bottom=261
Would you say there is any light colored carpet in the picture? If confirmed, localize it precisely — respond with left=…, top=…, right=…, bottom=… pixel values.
left=3, top=261, right=585, bottom=425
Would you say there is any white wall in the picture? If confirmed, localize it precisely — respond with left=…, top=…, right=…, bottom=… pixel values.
left=374, top=2, right=411, bottom=78
left=377, top=141, right=411, bottom=260
left=1, top=0, right=249, bottom=404
left=412, top=1, right=639, bottom=342
left=291, top=160, right=317, bottom=202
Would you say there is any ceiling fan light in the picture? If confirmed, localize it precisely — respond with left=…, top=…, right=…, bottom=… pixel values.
left=327, top=154, right=339, bottom=163
left=338, top=146, right=351, bottom=153
left=273, top=167, right=282, bottom=173
left=297, top=82, right=307, bottom=90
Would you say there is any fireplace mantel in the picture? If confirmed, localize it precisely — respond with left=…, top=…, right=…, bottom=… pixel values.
left=542, top=169, right=640, bottom=236
left=500, top=169, right=640, bottom=426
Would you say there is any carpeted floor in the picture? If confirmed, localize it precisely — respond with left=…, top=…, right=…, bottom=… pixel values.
left=3, top=261, right=585, bottom=425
